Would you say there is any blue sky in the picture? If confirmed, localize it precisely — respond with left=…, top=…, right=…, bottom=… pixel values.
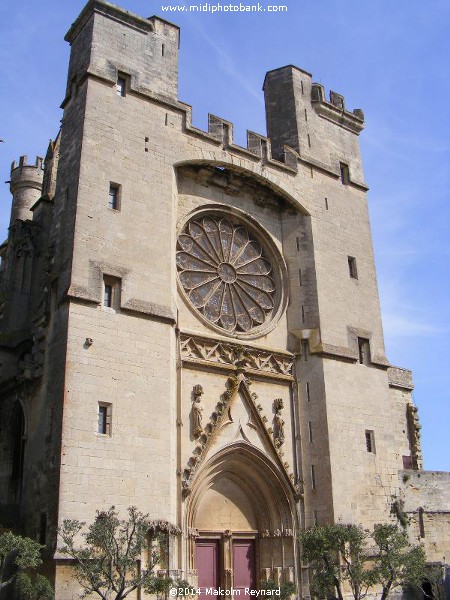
left=0, top=0, right=448, bottom=470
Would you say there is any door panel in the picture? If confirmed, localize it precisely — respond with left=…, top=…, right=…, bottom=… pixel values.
left=196, top=540, right=219, bottom=596
left=233, top=540, right=256, bottom=596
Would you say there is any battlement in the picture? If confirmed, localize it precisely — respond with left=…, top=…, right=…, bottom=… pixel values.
left=182, top=111, right=299, bottom=175
left=311, top=83, right=364, bottom=134
left=11, top=155, right=44, bottom=174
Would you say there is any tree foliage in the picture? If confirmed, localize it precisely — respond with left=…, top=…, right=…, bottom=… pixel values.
left=0, top=531, right=53, bottom=599
left=58, top=506, right=181, bottom=600
left=300, top=522, right=426, bottom=600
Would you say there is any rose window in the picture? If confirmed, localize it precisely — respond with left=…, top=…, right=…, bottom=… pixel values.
left=176, top=216, right=276, bottom=333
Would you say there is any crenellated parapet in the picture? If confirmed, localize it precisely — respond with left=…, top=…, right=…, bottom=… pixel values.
left=311, top=83, right=364, bottom=134
left=9, top=155, right=44, bottom=224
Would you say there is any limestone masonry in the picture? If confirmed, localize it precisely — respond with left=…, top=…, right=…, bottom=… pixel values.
left=0, top=1, right=449, bottom=598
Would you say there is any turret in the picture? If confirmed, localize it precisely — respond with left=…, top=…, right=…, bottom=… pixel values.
left=263, top=66, right=366, bottom=185
left=9, top=155, right=44, bottom=224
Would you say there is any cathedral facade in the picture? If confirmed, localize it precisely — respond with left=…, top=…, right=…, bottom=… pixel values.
left=1, top=1, right=449, bottom=598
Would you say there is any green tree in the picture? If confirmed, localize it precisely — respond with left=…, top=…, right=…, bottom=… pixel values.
left=372, top=524, right=426, bottom=600
left=0, top=531, right=53, bottom=599
left=300, top=523, right=376, bottom=600
left=58, top=506, right=181, bottom=600
left=300, top=523, right=426, bottom=600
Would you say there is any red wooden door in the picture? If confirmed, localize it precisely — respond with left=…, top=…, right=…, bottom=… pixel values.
left=233, top=540, right=256, bottom=597
left=196, top=540, right=220, bottom=596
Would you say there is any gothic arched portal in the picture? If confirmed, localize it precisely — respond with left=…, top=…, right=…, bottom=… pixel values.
left=185, top=442, right=298, bottom=595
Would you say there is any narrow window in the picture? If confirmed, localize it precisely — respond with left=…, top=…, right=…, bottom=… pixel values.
left=300, top=80, right=304, bottom=94
left=313, top=510, right=318, bottom=525
left=358, top=338, right=371, bottom=366
left=418, top=507, right=425, bottom=538
left=325, top=197, right=328, bottom=210
left=307, top=134, right=311, bottom=148
left=104, top=284, right=113, bottom=308
left=161, top=43, right=165, bottom=57
left=98, top=403, right=112, bottom=435
left=108, top=183, right=120, bottom=210
left=340, top=162, right=350, bottom=185
left=39, top=513, right=47, bottom=545
left=301, top=305, right=305, bottom=324
left=116, top=75, right=127, bottom=97
left=301, top=339, right=309, bottom=361
left=296, top=237, right=300, bottom=251
left=298, top=268, right=303, bottom=286
left=365, top=430, right=375, bottom=453
left=305, top=382, right=310, bottom=402
left=103, top=276, right=121, bottom=311
left=348, top=256, right=358, bottom=279
left=311, top=465, right=316, bottom=489
left=304, top=108, right=308, bottom=122
left=308, top=421, right=313, bottom=443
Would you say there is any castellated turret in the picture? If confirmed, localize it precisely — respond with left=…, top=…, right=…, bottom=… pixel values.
left=9, top=155, right=44, bottom=224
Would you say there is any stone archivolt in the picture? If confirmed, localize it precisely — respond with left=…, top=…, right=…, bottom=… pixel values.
left=180, top=333, right=294, bottom=380
left=181, top=373, right=300, bottom=499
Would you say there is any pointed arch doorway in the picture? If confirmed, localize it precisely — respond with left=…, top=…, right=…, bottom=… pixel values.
left=185, top=443, right=298, bottom=597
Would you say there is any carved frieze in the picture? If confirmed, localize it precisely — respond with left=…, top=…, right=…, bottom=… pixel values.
left=180, top=333, right=294, bottom=380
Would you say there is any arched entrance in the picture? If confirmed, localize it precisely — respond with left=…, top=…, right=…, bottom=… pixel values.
left=185, top=442, right=298, bottom=596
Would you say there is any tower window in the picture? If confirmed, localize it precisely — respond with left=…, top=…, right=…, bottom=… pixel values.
left=116, top=75, right=127, bottom=97
left=98, top=403, right=112, bottom=435
left=358, top=338, right=371, bottom=366
left=108, top=183, right=120, bottom=210
left=305, top=381, right=311, bottom=402
left=103, top=276, right=121, bottom=311
left=308, top=421, right=313, bottom=443
left=348, top=256, right=358, bottom=279
left=311, top=465, right=316, bottom=489
left=340, top=162, right=350, bottom=185
left=301, top=340, right=309, bottom=361
left=365, top=430, right=375, bottom=453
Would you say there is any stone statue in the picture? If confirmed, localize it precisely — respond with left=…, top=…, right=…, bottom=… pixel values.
left=273, top=398, right=285, bottom=447
left=191, top=384, right=204, bottom=437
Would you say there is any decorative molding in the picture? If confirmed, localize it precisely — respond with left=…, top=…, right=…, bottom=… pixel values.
left=181, top=373, right=301, bottom=500
left=180, top=332, right=294, bottom=380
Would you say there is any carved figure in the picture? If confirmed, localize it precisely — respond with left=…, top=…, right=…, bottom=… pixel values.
left=191, top=384, right=204, bottom=437
left=273, top=398, right=285, bottom=447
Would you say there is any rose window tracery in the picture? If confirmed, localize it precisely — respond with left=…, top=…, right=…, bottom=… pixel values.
left=176, top=216, right=276, bottom=333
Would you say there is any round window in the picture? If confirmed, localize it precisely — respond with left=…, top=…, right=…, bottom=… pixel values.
left=176, top=213, right=285, bottom=337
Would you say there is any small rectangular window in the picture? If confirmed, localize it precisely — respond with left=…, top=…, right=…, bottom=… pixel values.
left=365, top=430, right=375, bottom=453
left=103, top=276, right=121, bottom=311
left=313, top=510, right=318, bottom=525
left=358, top=337, right=371, bottom=366
left=348, top=256, right=358, bottom=279
left=116, top=75, right=127, bottom=97
left=308, top=421, right=313, bottom=443
left=340, top=162, right=350, bottom=185
left=402, top=455, right=413, bottom=469
left=301, top=340, right=309, bottom=361
left=305, top=382, right=310, bottom=402
left=98, top=403, right=112, bottom=435
left=311, top=465, right=316, bottom=489
left=108, top=183, right=120, bottom=210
